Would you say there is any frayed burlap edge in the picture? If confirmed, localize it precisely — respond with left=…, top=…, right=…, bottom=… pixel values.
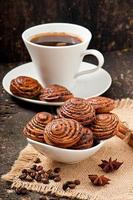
left=12, top=180, right=94, bottom=200
left=1, top=98, right=133, bottom=200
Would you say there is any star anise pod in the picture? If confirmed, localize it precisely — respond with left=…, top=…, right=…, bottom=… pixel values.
left=98, top=157, right=123, bottom=173
left=88, top=175, right=110, bottom=186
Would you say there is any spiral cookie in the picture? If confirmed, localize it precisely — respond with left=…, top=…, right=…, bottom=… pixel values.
left=39, top=84, right=73, bottom=102
left=87, top=96, right=115, bottom=113
left=89, top=113, right=119, bottom=139
left=72, top=127, right=93, bottom=149
left=10, top=76, right=42, bottom=98
left=44, top=118, right=83, bottom=148
left=57, top=97, right=95, bottom=125
left=23, top=112, right=54, bottom=142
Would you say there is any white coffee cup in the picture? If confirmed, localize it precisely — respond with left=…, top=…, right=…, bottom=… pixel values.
left=22, top=23, right=104, bottom=89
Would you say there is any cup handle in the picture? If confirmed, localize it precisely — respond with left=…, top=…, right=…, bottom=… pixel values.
left=74, top=49, right=104, bottom=78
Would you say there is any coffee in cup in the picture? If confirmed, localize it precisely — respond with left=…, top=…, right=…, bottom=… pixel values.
left=30, top=32, right=82, bottom=47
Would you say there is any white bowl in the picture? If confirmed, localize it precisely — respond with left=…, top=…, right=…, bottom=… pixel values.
left=27, top=138, right=105, bottom=164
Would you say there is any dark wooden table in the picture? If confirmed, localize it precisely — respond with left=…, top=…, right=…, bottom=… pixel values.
left=0, top=49, right=133, bottom=200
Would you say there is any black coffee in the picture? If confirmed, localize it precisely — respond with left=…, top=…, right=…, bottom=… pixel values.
left=30, top=32, right=82, bottom=47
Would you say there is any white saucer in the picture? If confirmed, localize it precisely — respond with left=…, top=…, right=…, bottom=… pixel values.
left=2, top=62, right=112, bottom=106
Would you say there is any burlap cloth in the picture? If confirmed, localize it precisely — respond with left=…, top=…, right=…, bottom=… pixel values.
left=2, top=99, right=133, bottom=200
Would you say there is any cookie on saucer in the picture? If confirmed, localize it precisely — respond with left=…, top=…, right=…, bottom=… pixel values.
left=39, top=84, right=73, bottom=102
left=10, top=76, right=42, bottom=98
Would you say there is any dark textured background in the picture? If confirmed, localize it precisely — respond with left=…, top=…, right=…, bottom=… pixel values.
left=0, top=0, right=132, bottom=63
left=0, top=1, right=133, bottom=199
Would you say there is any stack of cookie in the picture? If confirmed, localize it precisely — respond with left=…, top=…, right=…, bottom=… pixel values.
left=23, top=96, right=128, bottom=150
left=57, top=97, right=118, bottom=141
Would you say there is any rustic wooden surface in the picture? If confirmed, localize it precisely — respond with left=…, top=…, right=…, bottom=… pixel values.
left=0, top=49, right=133, bottom=199
left=0, top=0, right=132, bottom=62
